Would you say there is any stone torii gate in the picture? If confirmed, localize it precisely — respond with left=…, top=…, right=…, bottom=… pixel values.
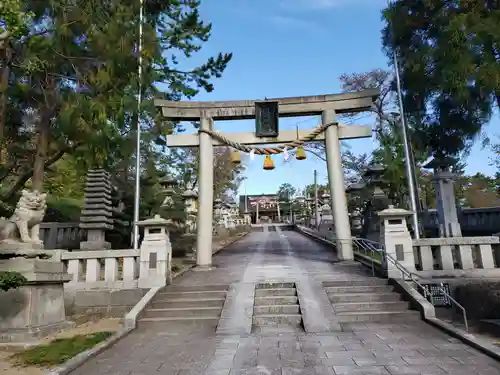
left=154, top=89, right=379, bottom=268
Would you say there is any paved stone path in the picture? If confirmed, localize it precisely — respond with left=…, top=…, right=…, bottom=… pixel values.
left=71, top=227, right=500, bottom=375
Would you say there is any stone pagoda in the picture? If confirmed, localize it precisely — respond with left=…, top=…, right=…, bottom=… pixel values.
left=79, top=169, right=114, bottom=250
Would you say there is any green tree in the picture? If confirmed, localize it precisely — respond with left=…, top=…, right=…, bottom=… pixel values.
left=277, top=183, right=296, bottom=202
left=381, top=1, right=496, bottom=158
left=0, top=0, right=232, bottom=209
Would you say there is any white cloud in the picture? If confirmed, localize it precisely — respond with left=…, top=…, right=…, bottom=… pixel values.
left=268, top=15, right=321, bottom=31
left=279, top=0, right=386, bottom=10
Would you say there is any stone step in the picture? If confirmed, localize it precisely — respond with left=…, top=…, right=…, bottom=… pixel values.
left=256, top=282, right=295, bottom=289
left=252, top=326, right=302, bottom=335
left=328, top=292, right=401, bottom=303
left=323, top=279, right=388, bottom=287
left=155, top=291, right=227, bottom=299
left=325, top=285, right=394, bottom=294
left=164, top=284, right=230, bottom=293
left=151, top=298, right=225, bottom=309
left=254, top=296, right=298, bottom=306
left=252, top=314, right=302, bottom=327
left=335, top=310, right=421, bottom=323
left=137, top=316, right=219, bottom=329
left=142, top=307, right=222, bottom=319
left=333, top=301, right=410, bottom=313
left=255, top=288, right=297, bottom=297
left=254, top=304, right=301, bottom=315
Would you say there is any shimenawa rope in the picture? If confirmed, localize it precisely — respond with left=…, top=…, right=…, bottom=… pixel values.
left=198, top=121, right=337, bottom=155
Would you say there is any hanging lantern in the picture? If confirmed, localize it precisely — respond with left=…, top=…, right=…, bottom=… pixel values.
left=231, top=150, right=241, bottom=164
left=263, top=155, right=275, bottom=170
left=295, top=146, right=306, bottom=160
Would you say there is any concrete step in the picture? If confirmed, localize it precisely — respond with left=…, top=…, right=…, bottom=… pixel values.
left=255, top=288, right=296, bottom=297
left=328, top=293, right=401, bottom=303
left=164, top=284, right=230, bottom=293
left=254, top=304, right=300, bottom=315
left=333, top=301, right=410, bottom=313
left=155, top=291, right=227, bottom=299
left=256, top=282, right=295, bottom=289
left=323, top=279, right=388, bottom=287
left=325, top=285, right=394, bottom=294
left=151, top=298, right=225, bottom=309
left=254, top=296, right=298, bottom=306
left=142, top=306, right=222, bottom=319
left=335, top=310, right=421, bottom=323
left=252, top=314, right=302, bottom=327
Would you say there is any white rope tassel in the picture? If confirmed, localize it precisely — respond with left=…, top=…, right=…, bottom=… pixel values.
left=249, top=149, right=255, bottom=161
left=283, top=147, right=289, bottom=161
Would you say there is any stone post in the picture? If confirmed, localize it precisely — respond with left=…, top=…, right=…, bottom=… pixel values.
left=378, top=205, right=416, bottom=279
left=137, top=215, right=172, bottom=288
left=196, top=117, right=214, bottom=269
left=79, top=169, right=113, bottom=250
left=425, top=158, right=462, bottom=237
left=322, top=110, right=353, bottom=261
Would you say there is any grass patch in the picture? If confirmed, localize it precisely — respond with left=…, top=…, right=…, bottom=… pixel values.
left=172, top=264, right=181, bottom=273
left=11, top=331, right=113, bottom=367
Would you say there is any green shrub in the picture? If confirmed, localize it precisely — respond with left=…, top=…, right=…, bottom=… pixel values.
left=0, top=271, right=27, bottom=291
left=44, top=197, right=82, bottom=222
left=455, top=281, right=500, bottom=320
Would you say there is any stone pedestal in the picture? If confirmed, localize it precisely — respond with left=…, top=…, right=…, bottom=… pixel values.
left=137, top=215, right=172, bottom=289
left=379, top=206, right=416, bottom=279
left=0, top=257, right=72, bottom=342
left=79, top=169, right=114, bottom=250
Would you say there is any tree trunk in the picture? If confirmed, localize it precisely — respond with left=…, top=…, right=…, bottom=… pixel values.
left=31, top=110, right=51, bottom=192
left=0, top=47, right=12, bottom=164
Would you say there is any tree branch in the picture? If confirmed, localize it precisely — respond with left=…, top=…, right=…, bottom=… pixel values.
left=1, top=141, right=83, bottom=201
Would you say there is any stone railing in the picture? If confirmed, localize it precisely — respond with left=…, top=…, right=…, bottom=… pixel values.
left=60, top=249, right=140, bottom=291
left=39, top=222, right=85, bottom=250
left=413, top=236, right=500, bottom=277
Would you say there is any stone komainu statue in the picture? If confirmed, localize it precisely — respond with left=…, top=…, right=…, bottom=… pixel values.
left=0, top=189, right=47, bottom=245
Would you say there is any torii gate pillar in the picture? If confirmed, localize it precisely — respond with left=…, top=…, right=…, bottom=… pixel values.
left=323, top=110, right=353, bottom=261
left=196, top=117, right=214, bottom=269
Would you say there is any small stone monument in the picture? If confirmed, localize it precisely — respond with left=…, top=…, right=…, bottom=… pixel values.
left=424, top=157, right=462, bottom=237
left=378, top=205, right=416, bottom=279
left=0, top=190, right=71, bottom=342
left=137, top=215, right=172, bottom=288
left=79, top=169, right=114, bottom=250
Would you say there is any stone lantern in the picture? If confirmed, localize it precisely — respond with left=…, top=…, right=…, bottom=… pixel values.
left=159, top=174, right=178, bottom=208
left=364, top=164, right=389, bottom=203
left=346, top=183, right=365, bottom=236
left=182, top=187, right=198, bottom=233
left=362, top=164, right=390, bottom=242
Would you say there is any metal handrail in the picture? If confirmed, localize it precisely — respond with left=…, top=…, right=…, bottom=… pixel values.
left=352, top=237, right=469, bottom=333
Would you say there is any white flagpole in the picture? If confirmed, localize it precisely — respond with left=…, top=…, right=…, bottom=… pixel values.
left=132, top=0, right=144, bottom=249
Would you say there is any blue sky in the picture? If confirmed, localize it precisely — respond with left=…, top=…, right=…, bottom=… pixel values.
left=167, top=0, right=498, bottom=196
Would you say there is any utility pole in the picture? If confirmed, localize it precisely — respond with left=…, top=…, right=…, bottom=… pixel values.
left=314, top=170, right=320, bottom=231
